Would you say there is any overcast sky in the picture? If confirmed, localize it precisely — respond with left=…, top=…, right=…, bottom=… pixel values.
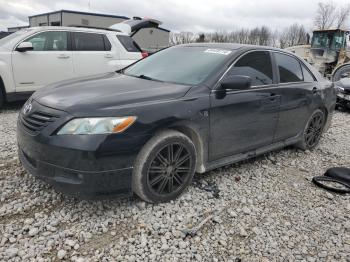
left=0, top=0, right=349, bottom=32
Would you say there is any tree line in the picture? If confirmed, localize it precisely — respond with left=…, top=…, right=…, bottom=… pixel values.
left=170, top=1, right=350, bottom=48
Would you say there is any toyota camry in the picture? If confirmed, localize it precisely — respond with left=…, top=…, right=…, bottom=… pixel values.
left=17, top=43, right=336, bottom=202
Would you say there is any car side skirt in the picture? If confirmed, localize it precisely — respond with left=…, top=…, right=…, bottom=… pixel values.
left=203, top=134, right=301, bottom=173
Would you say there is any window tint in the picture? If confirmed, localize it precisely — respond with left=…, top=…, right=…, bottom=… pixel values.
left=103, top=35, right=112, bottom=51
left=73, top=32, right=105, bottom=51
left=226, top=51, right=273, bottom=86
left=117, top=35, right=141, bottom=52
left=26, top=31, right=68, bottom=51
left=301, top=64, right=315, bottom=82
left=275, top=53, right=303, bottom=83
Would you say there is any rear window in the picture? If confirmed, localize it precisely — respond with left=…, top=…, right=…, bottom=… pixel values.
left=117, top=35, right=141, bottom=52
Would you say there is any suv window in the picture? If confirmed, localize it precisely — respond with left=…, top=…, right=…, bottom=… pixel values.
left=275, top=53, right=303, bottom=83
left=73, top=32, right=107, bottom=51
left=226, top=51, right=273, bottom=86
left=117, top=35, right=141, bottom=52
left=25, top=31, right=68, bottom=51
left=301, top=64, right=316, bottom=82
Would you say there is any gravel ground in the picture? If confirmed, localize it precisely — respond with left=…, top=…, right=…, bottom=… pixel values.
left=0, top=105, right=349, bottom=261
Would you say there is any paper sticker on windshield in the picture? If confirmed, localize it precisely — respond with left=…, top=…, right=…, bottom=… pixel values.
left=204, top=49, right=232, bottom=55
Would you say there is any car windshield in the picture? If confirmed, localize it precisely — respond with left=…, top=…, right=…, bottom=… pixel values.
left=0, top=29, right=33, bottom=47
left=123, top=46, right=233, bottom=85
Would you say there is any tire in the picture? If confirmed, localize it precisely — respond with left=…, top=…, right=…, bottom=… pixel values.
left=295, top=109, right=326, bottom=150
left=332, top=64, right=350, bottom=82
left=0, top=87, right=4, bottom=110
left=132, top=130, right=197, bottom=203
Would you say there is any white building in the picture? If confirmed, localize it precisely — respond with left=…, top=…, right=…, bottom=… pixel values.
left=8, top=10, right=170, bottom=52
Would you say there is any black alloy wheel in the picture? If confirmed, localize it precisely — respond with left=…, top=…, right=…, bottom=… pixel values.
left=304, top=111, right=325, bottom=148
left=147, top=143, right=192, bottom=195
left=132, top=130, right=196, bottom=203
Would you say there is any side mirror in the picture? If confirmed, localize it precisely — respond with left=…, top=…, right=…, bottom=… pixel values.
left=16, top=42, right=33, bottom=52
left=219, top=75, right=252, bottom=91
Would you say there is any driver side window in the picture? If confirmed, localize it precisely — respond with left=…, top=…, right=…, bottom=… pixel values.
left=226, top=51, right=273, bottom=86
left=25, top=31, right=68, bottom=51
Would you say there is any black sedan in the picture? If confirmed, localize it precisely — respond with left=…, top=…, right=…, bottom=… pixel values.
left=17, top=43, right=336, bottom=202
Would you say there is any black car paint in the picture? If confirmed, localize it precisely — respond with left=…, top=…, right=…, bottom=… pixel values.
left=17, top=44, right=336, bottom=199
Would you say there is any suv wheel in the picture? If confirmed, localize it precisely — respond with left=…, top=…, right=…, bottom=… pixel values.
left=132, top=130, right=196, bottom=203
left=296, top=109, right=325, bottom=150
left=0, top=88, right=4, bottom=110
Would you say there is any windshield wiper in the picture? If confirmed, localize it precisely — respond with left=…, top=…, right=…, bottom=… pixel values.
left=136, top=74, right=163, bottom=82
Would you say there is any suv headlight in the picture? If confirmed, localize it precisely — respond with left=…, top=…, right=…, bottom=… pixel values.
left=57, top=116, right=137, bottom=135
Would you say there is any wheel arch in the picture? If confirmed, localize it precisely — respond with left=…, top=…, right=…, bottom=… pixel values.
left=0, top=75, right=6, bottom=102
left=332, top=63, right=350, bottom=81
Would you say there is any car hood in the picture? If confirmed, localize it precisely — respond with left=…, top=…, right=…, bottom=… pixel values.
left=32, top=73, right=192, bottom=114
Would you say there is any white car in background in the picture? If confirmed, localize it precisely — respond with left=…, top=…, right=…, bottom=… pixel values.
left=0, top=18, right=160, bottom=108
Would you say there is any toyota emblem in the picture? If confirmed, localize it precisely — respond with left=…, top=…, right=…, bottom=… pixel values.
left=23, top=102, right=32, bottom=115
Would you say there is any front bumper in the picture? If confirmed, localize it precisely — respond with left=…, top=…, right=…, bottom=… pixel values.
left=17, top=101, right=151, bottom=199
left=337, top=93, right=350, bottom=109
left=18, top=148, right=133, bottom=199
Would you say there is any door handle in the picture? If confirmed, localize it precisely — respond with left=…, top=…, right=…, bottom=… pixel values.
left=104, top=54, right=113, bottom=58
left=57, top=54, right=70, bottom=59
left=312, top=87, right=318, bottom=94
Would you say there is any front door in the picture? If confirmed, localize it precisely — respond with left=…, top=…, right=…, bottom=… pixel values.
left=12, top=31, right=74, bottom=92
left=209, top=51, right=280, bottom=161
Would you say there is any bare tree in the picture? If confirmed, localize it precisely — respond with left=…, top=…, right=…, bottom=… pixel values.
left=279, top=24, right=309, bottom=48
left=314, top=2, right=336, bottom=30
left=336, top=4, right=350, bottom=29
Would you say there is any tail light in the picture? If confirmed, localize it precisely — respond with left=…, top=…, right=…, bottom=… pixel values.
left=141, top=51, right=148, bottom=58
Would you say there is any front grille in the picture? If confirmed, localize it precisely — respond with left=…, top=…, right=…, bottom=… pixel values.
left=20, top=108, right=59, bottom=135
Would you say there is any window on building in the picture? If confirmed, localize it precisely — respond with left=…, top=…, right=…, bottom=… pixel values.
left=38, top=22, right=48, bottom=26
left=73, top=32, right=105, bottom=51
left=275, top=53, right=303, bottom=83
left=50, top=22, right=61, bottom=26
left=25, top=31, right=68, bottom=51
left=226, top=51, right=273, bottom=86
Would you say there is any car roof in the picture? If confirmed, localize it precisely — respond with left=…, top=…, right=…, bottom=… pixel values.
left=179, top=42, right=289, bottom=53
left=29, top=26, right=128, bottom=35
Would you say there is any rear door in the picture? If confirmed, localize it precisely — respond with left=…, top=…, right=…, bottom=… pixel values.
left=271, top=52, right=317, bottom=141
left=12, top=31, right=74, bottom=92
left=209, top=50, right=280, bottom=160
left=71, top=32, right=118, bottom=77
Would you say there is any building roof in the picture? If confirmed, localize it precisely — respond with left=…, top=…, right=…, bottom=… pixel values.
left=28, top=9, right=170, bottom=32
left=29, top=9, right=129, bottom=20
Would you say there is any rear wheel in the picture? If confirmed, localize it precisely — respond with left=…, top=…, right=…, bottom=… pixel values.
left=132, top=130, right=196, bottom=203
left=295, top=109, right=325, bottom=150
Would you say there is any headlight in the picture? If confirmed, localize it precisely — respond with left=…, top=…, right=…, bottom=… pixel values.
left=57, top=116, right=137, bottom=135
left=336, top=86, right=345, bottom=93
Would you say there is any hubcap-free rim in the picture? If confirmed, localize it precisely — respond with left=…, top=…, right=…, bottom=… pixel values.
left=305, top=112, right=324, bottom=148
left=147, top=143, right=192, bottom=196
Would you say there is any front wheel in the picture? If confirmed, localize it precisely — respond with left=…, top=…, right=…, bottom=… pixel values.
left=132, top=130, right=196, bottom=203
left=0, top=88, right=4, bottom=110
left=295, top=109, right=325, bottom=150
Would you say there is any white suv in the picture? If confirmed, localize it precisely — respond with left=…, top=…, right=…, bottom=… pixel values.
left=0, top=26, right=148, bottom=108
